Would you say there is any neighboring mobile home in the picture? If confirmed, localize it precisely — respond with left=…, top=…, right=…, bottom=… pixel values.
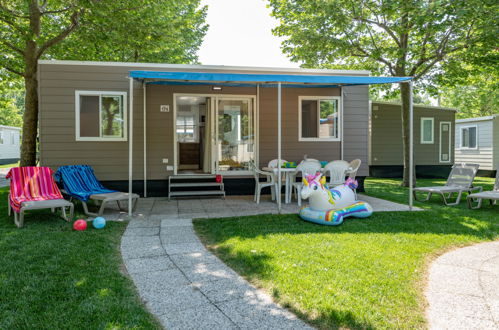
left=369, top=101, right=456, bottom=178
left=38, top=60, right=409, bottom=196
left=0, top=125, right=21, bottom=165
left=455, top=115, right=499, bottom=176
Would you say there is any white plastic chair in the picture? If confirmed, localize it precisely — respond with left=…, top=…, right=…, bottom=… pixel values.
left=324, top=160, right=350, bottom=188
left=346, top=159, right=361, bottom=180
left=250, top=163, right=276, bottom=204
left=291, top=160, right=322, bottom=206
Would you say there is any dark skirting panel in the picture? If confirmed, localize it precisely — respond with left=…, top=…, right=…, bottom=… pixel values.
left=369, top=165, right=453, bottom=179
left=100, top=176, right=366, bottom=198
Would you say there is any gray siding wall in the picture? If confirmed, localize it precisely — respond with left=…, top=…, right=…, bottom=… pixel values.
left=493, top=117, right=499, bottom=171
left=455, top=119, right=495, bottom=170
left=343, top=86, right=369, bottom=175
left=370, top=102, right=455, bottom=166
left=39, top=62, right=369, bottom=181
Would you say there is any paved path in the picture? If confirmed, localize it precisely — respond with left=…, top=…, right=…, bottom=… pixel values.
left=121, top=195, right=418, bottom=329
left=426, top=241, right=499, bottom=329
left=0, top=168, right=9, bottom=188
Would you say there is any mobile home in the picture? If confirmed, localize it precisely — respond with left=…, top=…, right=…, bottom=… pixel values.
left=38, top=60, right=410, bottom=196
left=455, top=115, right=499, bottom=176
left=369, top=101, right=456, bottom=178
left=0, top=125, right=21, bottom=164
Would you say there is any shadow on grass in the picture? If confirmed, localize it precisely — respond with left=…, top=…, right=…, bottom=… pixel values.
left=212, top=243, right=376, bottom=330
left=194, top=178, right=498, bottom=329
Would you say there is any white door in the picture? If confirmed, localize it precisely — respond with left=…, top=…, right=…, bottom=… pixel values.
left=214, top=96, right=256, bottom=174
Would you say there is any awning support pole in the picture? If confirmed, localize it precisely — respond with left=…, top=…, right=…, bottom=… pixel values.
left=143, top=81, right=147, bottom=198
left=128, top=78, right=134, bottom=216
left=409, top=80, right=414, bottom=210
left=340, top=87, right=344, bottom=159
left=277, top=82, right=282, bottom=214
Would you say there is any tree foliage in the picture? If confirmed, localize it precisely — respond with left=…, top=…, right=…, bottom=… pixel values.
left=0, top=0, right=207, bottom=165
left=0, top=79, right=23, bottom=127
left=269, top=0, right=498, bottom=185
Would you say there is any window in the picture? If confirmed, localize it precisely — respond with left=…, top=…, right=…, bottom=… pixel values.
left=461, top=126, right=477, bottom=149
left=299, top=96, right=340, bottom=141
left=75, top=91, right=127, bottom=141
left=0, top=132, right=3, bottom=144
left=11, top=132, right=16, bottom=145
left=420, top=117, right=434, bottom=144
left=176, top=115, right=198, bottom=142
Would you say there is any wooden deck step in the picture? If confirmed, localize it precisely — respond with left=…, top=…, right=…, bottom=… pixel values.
left=168, top=174, right=225, bottom=199
left=168, top=190, right=225, bottom=197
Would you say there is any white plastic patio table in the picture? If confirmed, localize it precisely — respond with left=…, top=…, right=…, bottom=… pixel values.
left=262, top=167, right=298, bottom=204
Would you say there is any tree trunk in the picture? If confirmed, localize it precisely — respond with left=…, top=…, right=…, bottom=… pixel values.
left=400, top=82, right=412, bottom=187
left=20, top=58, right=39, bottom=166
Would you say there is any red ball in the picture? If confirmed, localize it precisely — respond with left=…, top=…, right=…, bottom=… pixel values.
left=73, top=219, right=87, bottom=231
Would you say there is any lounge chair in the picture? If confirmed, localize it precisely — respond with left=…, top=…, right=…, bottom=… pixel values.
left=55, top=165, right=139, bottom=217
left=413, top=163, right=482, bottom=206
left=467, top=168, right=499, bottom=209
left=6, top=166, right=74, bottom=228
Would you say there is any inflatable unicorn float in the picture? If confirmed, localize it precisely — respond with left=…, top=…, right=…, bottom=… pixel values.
left=299, top=173, right=373, bottom=225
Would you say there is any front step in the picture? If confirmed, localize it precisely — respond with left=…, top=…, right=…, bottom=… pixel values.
left=168, top=174, right=225, bottom=199
left=169, top=190, right=225, bottom=197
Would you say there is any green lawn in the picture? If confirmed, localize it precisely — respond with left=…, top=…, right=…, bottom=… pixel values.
left=0, top=161, right=19, bottom=168
left=0, top=187, right=160, bottom=329
left=194, top=177, right=499, bottom=329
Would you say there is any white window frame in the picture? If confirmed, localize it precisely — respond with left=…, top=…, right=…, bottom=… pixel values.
left=439, top=121, right=452, bottom=163
left=459, top=125, right=478, bottom=150
left=0, top=131, right=4, bottom=144
left=298, top=96, right=342, bottom=142
left=420, top=117, right=434, bottom=144
left=75, top=90, right=128, bottom=141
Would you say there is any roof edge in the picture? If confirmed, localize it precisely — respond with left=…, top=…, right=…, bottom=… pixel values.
left=38, top=59, right=371, bottom=75
left=456, top=114, right=498, bottom=123
left=371, top=101, right=458, bottom=112
left=0, top=125, right=21, bottom=130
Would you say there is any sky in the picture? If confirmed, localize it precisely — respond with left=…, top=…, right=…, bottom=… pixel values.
left=198, top=0, right=299, bottom=68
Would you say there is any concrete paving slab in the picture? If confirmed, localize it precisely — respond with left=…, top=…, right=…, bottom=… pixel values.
left=127, top=218, right=161, bottom=228
left=162, top=242, right=207, bottom=255
left=160, top=232, right=201, bottom=244
left=169, top=251, right=221, bottom=268
left=160, top=218, right=193, bottom=227
left=180, top=261, right=239, bottom=283
left=191, top=277, right=255, bottom=303
left=124, top=255, right=176, bottom=274
left=124, top=227, right=160, bottom=237
left=141, top=285, right=211, bottom=316
left=216, top=296, right=312, bottom=330
left=132, top=269, right=190, bottom=292
left=157, top=304, right=237, bottom=330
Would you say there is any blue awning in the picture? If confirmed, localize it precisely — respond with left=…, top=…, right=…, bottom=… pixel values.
left=129, top=70, right=411, bottom=87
